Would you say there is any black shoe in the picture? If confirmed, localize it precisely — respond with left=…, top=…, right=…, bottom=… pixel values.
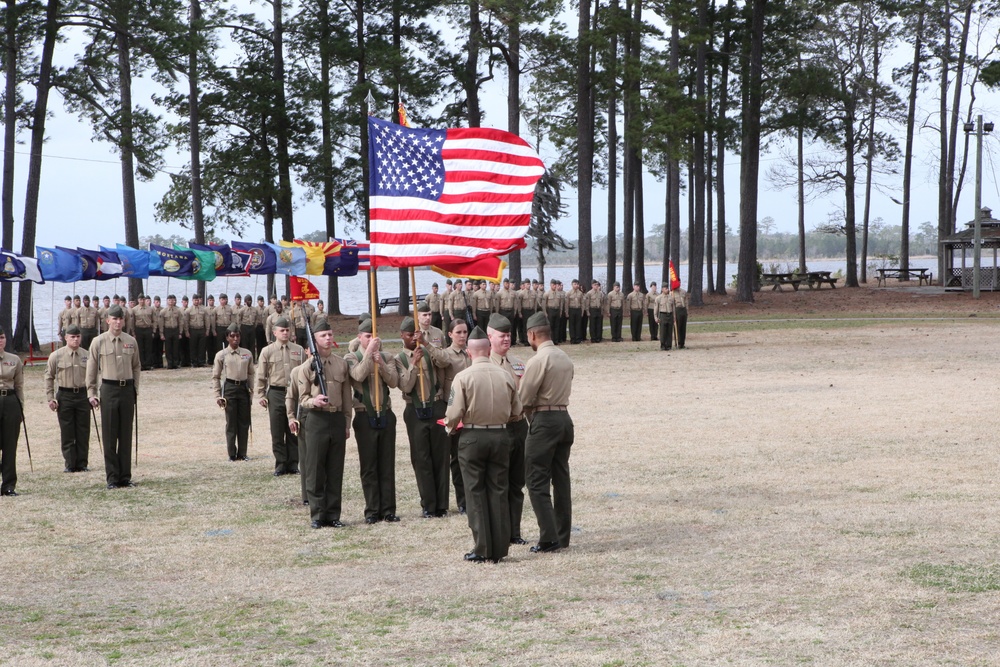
left=229, top=456, right=237, bottom=462
left=328, top=520, right=345, bottom=528
left=273, top=470, right=283, bottom=477
left=464, top=552, right=487, bottom=563
left=364, top=516, right=379, bottom=524
left=288, top=467, right=299, bottom=475
left=119, top=481, right=135, bottom=488
left=310, top=520, right=322, bottom=529
left=383, top=514, right=400, bottom=522
left=64, top=467, right=73, bottom=473
left=458, top=506, right=467, bottom=515
left=1, top=489, right=17, bottom=496
left=530, top=541, right=561, bottom=553
left=239, top=456, right=250, bottom=461
left=422, top=509, right=434, bottom=518
left=107, top=483, right=118, bottom=490
left=435, top=509, right=448, bottom=517
left=302, top=499, right=309, bottom=505
left=80, top=467, right=89, bottom=472
left=510, top=536, right=528, bottom=545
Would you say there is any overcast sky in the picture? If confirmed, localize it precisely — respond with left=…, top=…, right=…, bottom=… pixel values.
left=13, top=9, right=1000, bottom=257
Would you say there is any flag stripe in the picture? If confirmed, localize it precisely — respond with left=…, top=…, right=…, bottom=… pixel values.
left=370, top=209, right=529, bottom=229
left=371, top=240, right=525, bottom=260
left=372, top=231, right=526, bottom=250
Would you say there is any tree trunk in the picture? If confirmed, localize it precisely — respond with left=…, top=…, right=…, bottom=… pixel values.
left=900, top=8, right=925, bottom=279
left=860, top=33, right=880, bottom=284
left=576, top=0, right=594, bottom=285
left=689, top=0, right=707, bottom=306
left=606, top=0, right=618, bottom=288
left=634, top=152, right=645, bottom=290
left=621, top=0, right=634, bottom=291
left=705, top=52, right=714, bottom=294
left=272, top=0, right=294, bottom=244
left=466, top=0, right=482, bottom=127
left=116, top=13, right=142, bottom=300
left=844, top=93, right=858, bottom=288
left=317, top=0, right=340, bottom=312
left=736, top=0, right=766, bottom=303
left=15, top=0, right=59, bottom=352
left=1, top=0, right=18, bottom=337
left=714, top=5, right=731, bottom=295
left=189, top=0, right=206, bottom=297
left=357, top=0, right=375, bottom=310
left=797, top=123, right=806, bottom=273
left=666, top=22, right=680, bottom=283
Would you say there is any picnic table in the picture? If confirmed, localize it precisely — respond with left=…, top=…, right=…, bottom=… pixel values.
left=875, top=268, right=932, bottom=287
left=761, top=273, right=802, bottom=291
left=804, top=271, right=838, bottom=289
left=377, top=293, right=428, bottom=314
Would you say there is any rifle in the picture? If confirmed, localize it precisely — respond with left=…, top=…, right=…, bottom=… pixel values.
left=91, top=403, right=102, bottom=448
left=302, top=315, right=327, bottom=397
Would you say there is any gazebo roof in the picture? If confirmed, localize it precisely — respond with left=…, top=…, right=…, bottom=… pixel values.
left=941, top=207, right=1000, bottom=244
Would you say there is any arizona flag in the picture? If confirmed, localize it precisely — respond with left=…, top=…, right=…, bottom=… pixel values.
left=366, top=117, right=544, bottom=280
left=669, top=260, right=681, bottom=291
left=290, top=276, right=320, bottom=301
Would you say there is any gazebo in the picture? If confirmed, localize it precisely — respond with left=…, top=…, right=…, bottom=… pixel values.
left=940, top=206, right=1000, bottom=291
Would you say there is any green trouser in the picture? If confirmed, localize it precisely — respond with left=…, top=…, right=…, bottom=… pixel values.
left=163, top=328, right=180, bottom=368
left=507, top=417, right=528, bottom=539
left=610, top=308, right=623, bottom=341
left=546, top=308, right=562, bottom=343
left=267, top=387, right=297, bottom=473
left=675, top=307, right=688, bottom=348
left=135, top=328, right=154, bottom=369
left=99, top=381, right=135, bottom=486
left=568, top=308, right=583, bottom=343
left=0, top=392, right=21, bottom=493
left=81, top=327, right=98, bottom=352
left=403, top=402, right=450, bottom=514
left=518, top=308, right=533, bottom=346
left=240, top=325, right=256, bottom=357
left=525, top=411, right=574, bottom=548
left=647, top=308, right=658, bottom=340
left=297, top=412, right=308, bottom=503
left=475, top=309, right=490, bottom=329
left=630, top=310, right=644, bottom=341
left=449, top=430, right=465, bottom=510
left=458, top=427, right=511, bottom=560
left=57, top=388, right=90, bottom=470
left=658, top=312, right=674, bottom=350
left=303, top=410, right=346, bottom=523
left=588, top=308, right=603, bottom=342
left=223, top=381, right=250, bottom=459
left=189, top=330, right=206, bottom=367
left=353, top=409, right=397, bottom=520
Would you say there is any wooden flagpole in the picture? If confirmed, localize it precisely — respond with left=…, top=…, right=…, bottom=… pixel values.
left=368, top=268, right=381, bottom=413
left=409, top=267, right=427, bottom=403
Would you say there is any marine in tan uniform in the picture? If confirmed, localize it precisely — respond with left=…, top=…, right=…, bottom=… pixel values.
left=442, top=318, right=471, bottom=513
left=285, top=359, right=311, bottom=504
left=646, top=282, right=659, bottom=342
left=347, top=319, right=399, bottom=523
left=78, top=295, right=100, bottom=350
left=45, top=324, right=91, bottom=473
left=585, top=280, right=606, bottom=343
left=132, top=295, right=155, bottom=370
left=151, top=296, right=164, bottom=368
left=487, top=313, right=529, bottom=545
left=472, top=281, right=492, bottom=328
left=311, top=301, right=329, bottom=330
left=213, top=294, right=235, bottom=357
left=238, top=294, right=258, bottom=357
left=566, top=280, right=585, bottom=344
left=0, top=325, right=24, bottom=496
left=626, top=282, right=646, bottom=342
left=520, top=312, right=575, bottom=552
left=607, top=282, right=625, bottom=342
left=654, top=285, right=673, bottom=350
left=159, top=295, right=185, bottom=369
left=445, top=326, right=521, bottom=563
left=58, top=296, right=74, bottom=345
left=86, top=305, right=141, bottom=489
left=543, top=280, right=562, bottom=344
left=426, top=283, right=444, bottom=330
left=397, top=315, right=451, bottom=517
left=291, top=320, right=353, bottom=529
left=212, top=323, right=256, bottom=461
left=187, top=294, right=210, bottom=367
left=256, top=315, right=303, bottom=474
left=205, top=295, right=217, bottom=361
left=264, top=302, right=285, bottom=345
left=669, top=287, right=689, bottom=349
left=495, top=279, right=520, bottom=345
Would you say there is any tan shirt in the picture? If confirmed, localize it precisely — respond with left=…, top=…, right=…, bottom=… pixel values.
left=212, top=346, right=256, bottom=399
left=187, top=305, right=209, bottom=332
left=133, top=305, right=154, bottom=329
left=626, top=291, right=645, bottom=311
left=86, top=331, right=141, bottom=398
left=160, top=305, right=184, bottom=331
left=311, top=310, right=328, bottom=330
left=45, top=345, right=89, bottom=401
left=496, top=288, right=519, bottom=313
left=293, top=352, right=352, bottom=417
left=445, top=357, right=521, bottom=431
left=472, top=289, right=491, bottom=312
left=347, top=347, right=398, bottom=412
left=441, top=345, right=471, bottom=399
left=59, top=307, right=75, bottom=333
left=449, top=289, right=470, bottom=318
left=78, top=306, right=99, bottom=329
left=256, top=340, right=304, bottom=400
left=543, top=289, right=561, bottom=311
left=518, top=340, right=573, bottom=416
left=426, top=291, right=443, bottom=315
left=490, top=351, right=525, bottom=419
left=584, top=288, right=606, bottom=310
left=284, top=363, right=308, bottom=425
left=396, top=346, right=444, bottom=404
left=0, top=351, right=24, bottom=402
left=655, top=292, right=672, bottom=314
left=669, top=289, right=689, bottom=310
left=239, top=304, right=259, bottom=326
left=214, top=304, right=234, bottom=328
left=566, top=289, right=584, bottom=309
left=607, top=290, right=625, bottom=310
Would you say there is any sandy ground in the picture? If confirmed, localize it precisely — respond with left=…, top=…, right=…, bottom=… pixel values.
left=2, top=283, right=1000, bottom=666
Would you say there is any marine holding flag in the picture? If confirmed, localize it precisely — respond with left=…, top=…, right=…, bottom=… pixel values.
left=366, top=116, right=544, bottom=281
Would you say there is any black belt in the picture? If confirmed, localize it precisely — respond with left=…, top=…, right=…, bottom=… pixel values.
left=102, top=379, right=134, bottom=386
left=0, top=389, right=14, bottom=397
left=225, top=379, right=247, bottom=386
left=58, top=386, right=85, bottom=393
left=268, top=385, right=286, bottom=391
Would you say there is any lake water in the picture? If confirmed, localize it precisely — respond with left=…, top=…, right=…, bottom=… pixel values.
left=16, top=258, right=935, bottom=346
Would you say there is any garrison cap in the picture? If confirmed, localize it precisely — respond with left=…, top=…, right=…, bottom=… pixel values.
left=220, top=293, right=228, bottom=299
left=65, top=324, right=82, bottom=335
left=487, top=313, right=511, bottom=332
left=83, top=295, right=90, bottom=303
left=313, top=320, right=332, bottom=332
left=400, top=317, right=416, bottom=333
left=274, top=317, right=291, bottom=329
left=108, top=305, right=125, bottom=318
left=359, top=319, right=373, bottom=334
left=226, top=322, right=240, bottom=334
left=358, top=312, right=371, bottom=323
left=525, top=312, right=549, bottom=330
left=469, top=326, right=487, bottom=340
left=167, top=294, right=176, bottom=300
left=417, top=301, right=431, bottom=313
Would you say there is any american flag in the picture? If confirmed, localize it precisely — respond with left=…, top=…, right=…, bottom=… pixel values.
left=367, top=117, right=544, bottom=272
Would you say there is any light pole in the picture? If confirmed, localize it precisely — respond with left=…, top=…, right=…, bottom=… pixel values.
left=964, top=115, right=994, bottom=298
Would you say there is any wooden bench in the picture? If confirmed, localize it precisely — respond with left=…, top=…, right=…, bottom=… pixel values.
left=876, top=268, right=932, bottom=287
left=377, top=293, right=428, bottom=314
left=761, top=273, right=802, bottom=291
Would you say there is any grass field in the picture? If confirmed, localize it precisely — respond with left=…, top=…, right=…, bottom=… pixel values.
left=2, top=316, right=1000, bottom=665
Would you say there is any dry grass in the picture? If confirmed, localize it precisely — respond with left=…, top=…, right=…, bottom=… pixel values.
left=3, top=309, right=1000, bottom=665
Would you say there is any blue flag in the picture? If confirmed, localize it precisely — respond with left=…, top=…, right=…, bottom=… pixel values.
left=37, top=246, right=84, bottom=282
left=112, top=244, right=151, bottom=279
left=231, top=241, right=276, bottom=275
left=264, top=242, right=307, bottom=275
left=59, top=247, right=96, bottom=280
left=190, top=243, right=234, bottom=276
left=148, top=244, right=196, bottom=277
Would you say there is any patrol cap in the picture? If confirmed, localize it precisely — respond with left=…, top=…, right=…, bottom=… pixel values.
left=313, top=320, right=332, bottom=332
left=274, top=317, right=291, bottom=329
left=417, top=301, right=431, bottom=313
left=469, top=326, right=487, bottom=340
left=400, top=317, right=416, bottom=333
left=65, top=324, right=82, bottom=335
left=525, top=312, right=549, bottom=330
left=359, top=319, right=373, bottom=334
left=488, top=313, right=512, bottom=332
left=226, top=322, right=240, bottom=334
left=108, top=305, right=125, bottom=318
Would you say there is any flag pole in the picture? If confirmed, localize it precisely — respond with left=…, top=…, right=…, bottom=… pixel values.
left=49, top=282, right=55, bottom=353
left=368, top=267, right=381, bottom=413
left=409, top=267, right=428, bottom=403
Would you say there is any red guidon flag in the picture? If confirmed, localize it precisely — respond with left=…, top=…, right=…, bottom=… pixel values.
left=290, top=276, right=320, bottom=301
left=366, top=116, right=545, bottom=278
left=669, top=260, right=681, bottom=291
